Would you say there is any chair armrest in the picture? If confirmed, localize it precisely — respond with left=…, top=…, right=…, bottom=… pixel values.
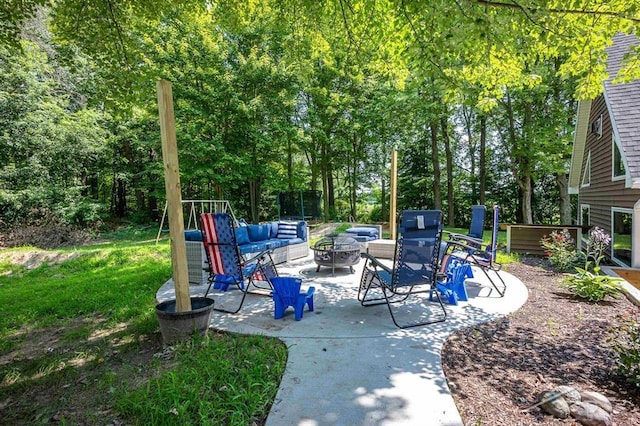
left=445, top=232, right=483, bottom=247
left=305, top=286, right=316, bottom=297
left=361, top=252, right=392, bottom=274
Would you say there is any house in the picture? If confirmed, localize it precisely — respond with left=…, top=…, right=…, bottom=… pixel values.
left=568, top=33, right=640, bottom=268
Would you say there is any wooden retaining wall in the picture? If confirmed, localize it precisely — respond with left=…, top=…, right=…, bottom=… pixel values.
left=506, top=225, right=583, bottom=255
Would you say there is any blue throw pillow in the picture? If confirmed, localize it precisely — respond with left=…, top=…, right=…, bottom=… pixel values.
left=277, top=221, right=298, bottom=239
left=270, top=221, right=279, bottom=238
left=296, top=221, right=307, bottom=241
left=235, top=227, right=250, bottom=245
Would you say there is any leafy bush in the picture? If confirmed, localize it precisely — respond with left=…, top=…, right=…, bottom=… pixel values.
left=562, top=266, right=622, bottom=302
left=540, top=229, right=580, bottom=272
left=608, top=308, right=640, bottom=387
left=561, top=227, right=622, bottom=302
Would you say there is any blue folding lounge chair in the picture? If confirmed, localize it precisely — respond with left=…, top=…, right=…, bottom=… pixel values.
left=200, top=212, right=278, bottom=314
left=442, top=205, right=506, bottom=297
left=358, top=210, right=447, bottom=329
left=270, top=277, right=315, bottom=321
left=444, top=205, right=486, bottom=248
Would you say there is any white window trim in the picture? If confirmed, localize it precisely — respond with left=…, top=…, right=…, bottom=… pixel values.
left=612, top=133, right=629, bottom=182
left=581, top=151, right=591, bottom=188
left=580, top=204, right=590, bottom=225
left=611, top=207, right=634, bottom=267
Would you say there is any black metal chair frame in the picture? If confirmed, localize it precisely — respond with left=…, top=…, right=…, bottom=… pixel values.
left=358, top=210, right=447, bottom=329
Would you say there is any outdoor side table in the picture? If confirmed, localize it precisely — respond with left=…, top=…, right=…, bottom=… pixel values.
left=312, top=235, right=361, bottom=275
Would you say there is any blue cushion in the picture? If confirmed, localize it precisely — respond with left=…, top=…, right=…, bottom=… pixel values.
left=247, top=224, right=270, bottom=242
left=184, top=230, right=203, bottom=241
left=238, top=241, right=267, bottom=255
left=270, top=222, right=279, bottom=238
left=266, top=239, right=289, bottom=249
left=296, top=221, right=307, bottom=241
left=277, top=221, right=298, bottom=239
left=286, top=237, right=304, bottom=245
left=235, top=227, right=250, bottom=245
left=345, top=227, right=378, bottom=237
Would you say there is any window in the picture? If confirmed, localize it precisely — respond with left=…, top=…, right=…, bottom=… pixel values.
left=581, top=151, right=591, bottom=187
left=612, top=208, right=633, bottom=267
left=590, top=115, right=602, bottom=138
left=580, top=205, right=590, bottom=226
left=612, top=135, right=627, bottom=180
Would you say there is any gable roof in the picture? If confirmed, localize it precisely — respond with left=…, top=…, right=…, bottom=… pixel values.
left=604, top=33, right=640, bottom=186
left=569, top=33, right=640, bottom=193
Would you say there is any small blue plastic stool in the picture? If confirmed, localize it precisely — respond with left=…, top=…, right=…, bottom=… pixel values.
left=271, top=277, right=315, bottom=321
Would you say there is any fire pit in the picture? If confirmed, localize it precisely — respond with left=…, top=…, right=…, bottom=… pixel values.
left=312, top=235, right=361, bottom=275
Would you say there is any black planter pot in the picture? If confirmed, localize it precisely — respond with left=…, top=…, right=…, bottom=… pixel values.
left=155, top=297, right=215, bottom=345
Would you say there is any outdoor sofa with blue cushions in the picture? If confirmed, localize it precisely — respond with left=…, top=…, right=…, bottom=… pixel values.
left=339, top=224, right=383, bottom=252
left=235, top=220, right=309, bottom=264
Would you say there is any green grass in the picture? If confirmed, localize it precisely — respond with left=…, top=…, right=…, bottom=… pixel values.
left=0, top=227, right=286, bottom=425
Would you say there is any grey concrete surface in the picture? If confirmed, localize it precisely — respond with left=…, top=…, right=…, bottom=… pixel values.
left=157, top=254, right=529, bottom=426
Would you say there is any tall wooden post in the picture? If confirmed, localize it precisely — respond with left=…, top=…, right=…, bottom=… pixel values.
left=157, top=79, right=191, bottom=312
left=389, top=150, right=398, bottom=240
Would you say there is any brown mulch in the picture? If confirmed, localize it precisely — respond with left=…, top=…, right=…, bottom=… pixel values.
left=442, top=256, right=640, bottom=425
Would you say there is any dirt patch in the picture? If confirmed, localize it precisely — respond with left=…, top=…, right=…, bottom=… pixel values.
left=0, top=250, right=79, bottom=273
left=442, top=256, right=640, bottom=425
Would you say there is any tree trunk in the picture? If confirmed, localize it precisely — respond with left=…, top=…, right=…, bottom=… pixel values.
left=430, top=121, right=442, bottom=210
left=556, top=172, right=571, bottom=224
left=441, top=117, right=455, bottom=227
left=321, top=143, right=329, bottom=222
left=248, top=178, right=261, bottom=223
left=479, top=115, right=487, bottom=206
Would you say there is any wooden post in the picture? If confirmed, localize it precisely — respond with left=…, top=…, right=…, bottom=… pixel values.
left=389, top=150, right=398, bottom=240
left=157, top=79, right=191, bottom=312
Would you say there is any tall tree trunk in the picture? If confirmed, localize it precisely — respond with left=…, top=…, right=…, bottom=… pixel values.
left=441, top=117, right=455, bottom=227
left=479, top=115, right=487, bottom=206
left=248, top=178, right=261, bottom=223
left=556, top=172, right=571, bottom=224
left=430, top=121, right=442, bottom=210
left=463, top=106, right=478, bottom=204
left=321, top=142, right=329, bottom=222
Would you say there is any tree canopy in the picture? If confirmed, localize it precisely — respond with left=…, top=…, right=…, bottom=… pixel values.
left=1, top=0, right=638, bottom=229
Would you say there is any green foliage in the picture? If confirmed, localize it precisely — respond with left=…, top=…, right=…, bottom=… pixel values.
left=562, top=266, right=622, bottom=302
left=0, top=234, right=286, bottom=424
left=608, top=308, right=640, bottom=388
left=117, top=334, right=286, bottom=425
left=541, top=229, right=581, bottom=272
left=560, top=227, right=622, bottom=301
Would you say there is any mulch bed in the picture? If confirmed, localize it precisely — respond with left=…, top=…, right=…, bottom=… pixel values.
left=442, top=256, right=640, bottom=425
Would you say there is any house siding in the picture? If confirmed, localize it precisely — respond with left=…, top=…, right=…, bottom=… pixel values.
left=578, top=95, right=640, bottom=237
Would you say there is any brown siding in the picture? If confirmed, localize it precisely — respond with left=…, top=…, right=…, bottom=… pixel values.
left=578, top=95, right=640, bottom=236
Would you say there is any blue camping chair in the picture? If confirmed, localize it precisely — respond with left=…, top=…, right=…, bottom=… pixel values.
left=444, top=205, right=486, bottom=247
left=358, top=210, right=447, bottom=329
left=201, top=213, right=278, bottom=314
left=271, top=277, right=315, bottom=321
left=441, top=205, right=506, bottom=296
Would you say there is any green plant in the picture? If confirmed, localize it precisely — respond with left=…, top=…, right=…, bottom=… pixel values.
left=562, top=266, right=622, bottom=302
left=561, top=227, right=622, bottom=302
left=607, top=308, right=640, bottom=387
left=540, top=229, right=580, bottom=272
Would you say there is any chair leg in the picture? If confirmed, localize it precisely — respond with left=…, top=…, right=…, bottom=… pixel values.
left=382, top=284, right=447, bottom=329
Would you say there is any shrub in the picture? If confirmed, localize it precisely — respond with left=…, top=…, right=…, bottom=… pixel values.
left=561, top=226, right=622, bottom=302
left=608, top=308, right=640, bottom=387
left=562, top=266, right=622, bottom=302
left=540, top=229, right=580, bottom=272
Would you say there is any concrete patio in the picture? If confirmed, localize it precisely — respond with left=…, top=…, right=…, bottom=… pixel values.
left=156, top=253, right=529, bottom=426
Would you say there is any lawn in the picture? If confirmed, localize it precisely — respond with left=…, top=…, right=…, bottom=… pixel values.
left=0, top=230, right=286, bottom=425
